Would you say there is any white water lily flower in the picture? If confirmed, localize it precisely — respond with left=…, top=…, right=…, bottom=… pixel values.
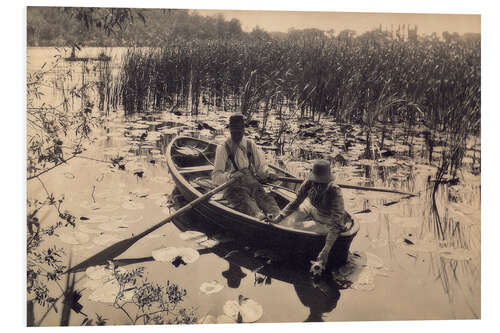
left=179, top=231, right=208, bottom=242
left=122, top=201, right=145, bottom=210
left=200, top=281, right=224, bottom=295
left=223, top=296, right=263, bottom=323
left=152, top=247, right=200, bottom=264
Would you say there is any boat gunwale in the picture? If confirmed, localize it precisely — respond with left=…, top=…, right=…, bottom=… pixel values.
left=166, top=135, right=359, bottom=239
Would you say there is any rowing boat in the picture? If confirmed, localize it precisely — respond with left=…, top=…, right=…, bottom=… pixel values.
left=166, top=136, right=359, bottom=268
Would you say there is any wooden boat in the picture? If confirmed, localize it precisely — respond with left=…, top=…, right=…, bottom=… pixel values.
left=166, top=136, right=359, bottom=268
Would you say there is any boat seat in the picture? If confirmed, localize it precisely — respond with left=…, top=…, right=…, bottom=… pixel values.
left=177, top=165, right=215, bottom=174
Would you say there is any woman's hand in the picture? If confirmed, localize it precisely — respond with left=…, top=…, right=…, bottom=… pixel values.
left=316, top=248, right=330, bottom=266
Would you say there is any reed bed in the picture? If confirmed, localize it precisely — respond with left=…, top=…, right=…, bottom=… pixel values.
left=113, top=32, right=479, bottom=149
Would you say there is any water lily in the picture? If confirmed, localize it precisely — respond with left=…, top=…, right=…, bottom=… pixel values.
left=152, top=247, right=200, bottom=265
left=85, top=265, right=114, bottom=280
left=97, top=221, right=128, bottom=232
left=179, top=230, right=208, bottom=242
left=198, top=239, right=220, bottom=248
left=223, top=295, right=263, bottom=323
left=122, top=201, right=145, bottom=210
left=88, top=279, right=134, bottom=304
left=56, top=229, right=90, bottom=245
left=93, top=233, right=125, bottom=246
left=83, top=215, right=110, bottom=224
left=216, top=315, right=235, bottom=324
left=76, top=224, right=101, bottom=234
left=198, top=315, right=217, bottom=324
left=200, top=281, right=224, bottom=295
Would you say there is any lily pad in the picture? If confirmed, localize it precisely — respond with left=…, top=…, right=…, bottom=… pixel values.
left=82, top=215, right=110, bottom=224
left=351, top=268, right=376, bottom=291
left=122, top=201, right=145, bottom=210
left=222, top=296, right=263, bottom=323
left=93, top=234, right=125, bottom=246
left=56, top=230, right=90, bottom=245
left=198, top=315, right=217, bottom=324
left=216, top=315, right=235, bottom=324
left=80, top=201, right=100, bottom=210
left=198, top=239, right=220, bottom=248
left=200, top=281, right=224, bottom=295
left=179, top=231, right=208, bottom=242
left=97, top=221, right=128, bottom=232
left=152, top=247, right=200, bottom=264
left=85, top=265, right=114, bottom=280
left=88, top=279, right=134, bottom=304
left=76, top=224, right=101, bottom=234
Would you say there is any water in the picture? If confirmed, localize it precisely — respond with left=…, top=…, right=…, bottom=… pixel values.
left=27, top=47, right=481, bottom=326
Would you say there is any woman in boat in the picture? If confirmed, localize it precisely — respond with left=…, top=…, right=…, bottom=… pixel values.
left=211, top=113, right=280, bottom=220
left=273, top=160, right=353, bottom=273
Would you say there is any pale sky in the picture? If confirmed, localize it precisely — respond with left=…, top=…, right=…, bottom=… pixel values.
left=193, top=10, right=481, bottom=36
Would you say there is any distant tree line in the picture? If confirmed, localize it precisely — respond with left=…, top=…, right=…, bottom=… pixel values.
left=27, top=7, right=252, bottom=47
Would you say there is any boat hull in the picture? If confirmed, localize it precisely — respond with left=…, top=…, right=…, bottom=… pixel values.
left=167, top=136, right=358, bottom=268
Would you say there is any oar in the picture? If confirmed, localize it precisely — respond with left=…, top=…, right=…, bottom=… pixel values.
left=66, top=178, right=236, bottom=273
left=275, top=176, right=418, bottom=197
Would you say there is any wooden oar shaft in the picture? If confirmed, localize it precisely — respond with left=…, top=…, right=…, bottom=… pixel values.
left=135, top=178, right=236, bottom=239
left=276, top=177, right=417, bottom=197
left=66, top=179, right=236, bottom=273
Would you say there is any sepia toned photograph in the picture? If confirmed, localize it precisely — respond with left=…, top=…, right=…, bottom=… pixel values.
left=25, top=3, right=481, bottom=327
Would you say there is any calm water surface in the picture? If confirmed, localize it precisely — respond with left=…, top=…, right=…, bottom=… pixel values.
left=27, top=47, right=481, bottom=325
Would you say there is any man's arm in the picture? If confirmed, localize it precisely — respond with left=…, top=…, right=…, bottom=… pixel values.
left=211, top=144, right=229, bottom=185
left=249, top=139, right=272, bottom=180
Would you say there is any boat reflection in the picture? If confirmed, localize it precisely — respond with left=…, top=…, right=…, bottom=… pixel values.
left=111, top=193, right=343, bottom=322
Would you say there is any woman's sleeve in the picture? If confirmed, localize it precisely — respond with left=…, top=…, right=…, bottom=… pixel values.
left=329, top=185, right=345, bottom=226
left=282, top=180, right=311, bottom=216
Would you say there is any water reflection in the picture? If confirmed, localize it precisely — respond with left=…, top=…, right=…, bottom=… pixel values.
left=295, top=278, right=340, bottom=322
left=222, top=263, right=247, bottom=289
left=171, top=201, right=344, bottom=322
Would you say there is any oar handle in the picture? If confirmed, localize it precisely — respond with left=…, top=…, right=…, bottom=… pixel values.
left=275, top=177, right=418, bottom=197
left=135, top=178, right=236, bottom=239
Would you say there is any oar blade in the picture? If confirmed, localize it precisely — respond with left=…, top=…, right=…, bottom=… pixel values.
left=66, top=236, right=140, bottom=273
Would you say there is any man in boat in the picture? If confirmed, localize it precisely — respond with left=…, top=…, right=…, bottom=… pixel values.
left=273, top=160, right=353, bottom=273
left=211, top=113, right=281, bottom=220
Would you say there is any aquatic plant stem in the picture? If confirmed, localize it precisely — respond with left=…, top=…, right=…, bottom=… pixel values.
left=27, top=154, right=78, bottom=181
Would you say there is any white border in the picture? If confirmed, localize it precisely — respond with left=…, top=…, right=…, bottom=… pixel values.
left=4, top=0, right=499, bottom=332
